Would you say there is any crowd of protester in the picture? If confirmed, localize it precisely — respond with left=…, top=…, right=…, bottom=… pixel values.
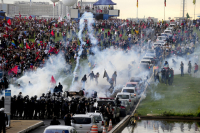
left=0, top=16, right=199, bottom=91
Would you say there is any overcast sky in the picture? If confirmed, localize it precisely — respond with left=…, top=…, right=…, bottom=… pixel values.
left=5, top=0, right=200, bottom=20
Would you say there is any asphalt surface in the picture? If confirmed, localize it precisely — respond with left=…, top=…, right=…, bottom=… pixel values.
left=28, top=116, right=125, bottom=133
left=29, top=119, right=65, bottom=133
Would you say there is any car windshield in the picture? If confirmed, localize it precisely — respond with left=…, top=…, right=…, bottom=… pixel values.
left=154, top=44, right=161, bottom=47
left=45, top=130, right=69, bottom=133
left=93, top=115, right=102, bottom=121
left=143, top=57, right=153, bottom=60
left=97, top=101, right=115, bottom=106
left=147, top=50, right=155, bottom=53
left=72, top=117, right=91, bottom=124
left=158, top=37, right=165, bottom=40
left=145, top=53, right=154, bottom=57
left=164, top=31, right=171, bottom=33
left=161, top=34, right=167, bottom=36
left=130, top=79, right=140, bottom=82
left=141, top=61, right=150, bottom=64
left=117, top=95, right=129, bottom=99
left=122, top=89, right=134, bottom=93
left=126, top=84, right=136, bottom=87
left=120, top=101, right=128, bottom=106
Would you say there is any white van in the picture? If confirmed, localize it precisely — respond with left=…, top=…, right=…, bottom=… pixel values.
left=43, top=125, right=77, bottom=133
left=71, top=114, right=96, bottom=133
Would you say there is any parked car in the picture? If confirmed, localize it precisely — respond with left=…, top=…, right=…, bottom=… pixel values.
left=163, top=29, right=173, bottom=37
left=139, top=59, right=152, bottom=70
left=145, top=49, right=156, bottom=57
left=156, top=36, right=167, bottom=42
left=43, top=125, right=77, bottom=133
left=122, top=82, right=141, bottom=102
left=94, top=97, right=120, bottom=124
left=71, top=114, right=95, bottom=133
left=116, top=92, right=135, bottom=107
left=87, top=112, right=105, bottom=132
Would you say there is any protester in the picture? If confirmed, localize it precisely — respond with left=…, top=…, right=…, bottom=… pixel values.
left=64, top=113, right=71, bottom=126
left=180, top=61, right=184, bottom=77
left=81, top=75, right=87, bottom=89
left=0, top=108, right=8, bottom=133
left=50, top=116, right=61, bottom=125
left=194, top=63, right=198, bottom=77
left=188, top=61, right=192, bottom=76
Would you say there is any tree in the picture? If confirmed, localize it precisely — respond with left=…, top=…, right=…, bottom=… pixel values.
left=186, top=13, right=190, bottom=19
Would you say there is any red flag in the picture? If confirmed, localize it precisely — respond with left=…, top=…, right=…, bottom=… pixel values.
left=29, top=15, right=32, bottom=20
left=51, top=30, right=54, bottom=36
left=50, top=75, right=56, bottom=84
left=19, top=12, right=21, bottom=18
left=31, top=43, right=35, bottom=49
left=164, top=0, right=166, bottom=7
left=35, top=55, right=40, bottom=61
left=26, top=43, right=30, bottom=49
left=11, top=66, right=18, bottom=74
left=7, top=19, right=11, bottom=26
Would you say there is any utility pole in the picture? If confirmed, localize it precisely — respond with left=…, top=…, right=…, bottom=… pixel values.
left=183, top=0, right=185, bottom=18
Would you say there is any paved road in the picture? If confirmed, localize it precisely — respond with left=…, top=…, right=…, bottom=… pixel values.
left=29, top=116, right=125, bottom=133
left=29, top=119, right=65, bottom=133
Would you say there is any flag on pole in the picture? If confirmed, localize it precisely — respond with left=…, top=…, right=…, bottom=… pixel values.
left=11, top=66, right=18, bottom=74
left=164, top=0, right=166, bottom=7
left=51, top=30, right=54, bottom=36
left=193, top=0, right=196, bottom=4
left=35, top=55, right=40, bottom=61
left=19, top=43, right=24, bottom=48
left=103, top=70, right=110, bottom=82
left=7, top=19, right=11, bottom=25
left=53, top=2, right=55, bottom=8
left=11, top=40, right=16, bottom=47
left=26, top=43, right=30, bottom=49
left=19, top=12, right=21, bottom=18
left=136, top=0, right=138, bottom=8
left=50, top=76, right=56, bottom=84
left=29, top=15, right=32, bottom=20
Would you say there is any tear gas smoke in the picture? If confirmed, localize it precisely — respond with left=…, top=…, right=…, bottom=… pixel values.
left=71, top=12, right=97, bottom=86
left=166, top=54, right=199, bottom=75
left=70, top=47, right=153, bottom=97
left=4, top=53, right=69, bottom=97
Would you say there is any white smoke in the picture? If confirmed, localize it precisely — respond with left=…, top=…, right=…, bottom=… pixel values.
left=69, top=47, right=152, bottom=97
left=71, top=12, right=97, bottom=86
left=166, top=54, right=199, bottom=75
left=6, top=53, right=69, bottom=97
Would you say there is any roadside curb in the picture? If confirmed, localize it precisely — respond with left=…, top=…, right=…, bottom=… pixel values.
left=18, top=121, right=44, bottom=133
left=139, top=116, right=200, bottom=120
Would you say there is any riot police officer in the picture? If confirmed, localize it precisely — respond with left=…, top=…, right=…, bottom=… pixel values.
left=34, top=98, right=40, bottom=119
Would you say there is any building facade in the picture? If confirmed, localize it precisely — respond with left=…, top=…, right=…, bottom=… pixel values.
left=0, top=1, right=72, bottom=18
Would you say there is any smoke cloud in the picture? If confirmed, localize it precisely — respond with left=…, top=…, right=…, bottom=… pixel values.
left=3, top=53, right=69, bottom=97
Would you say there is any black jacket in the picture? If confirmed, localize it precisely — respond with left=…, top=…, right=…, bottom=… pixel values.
left=0, top=112, right=8, bottom=126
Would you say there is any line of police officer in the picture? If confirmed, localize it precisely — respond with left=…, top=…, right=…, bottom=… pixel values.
left=0, top=91, right=120, bottom=121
